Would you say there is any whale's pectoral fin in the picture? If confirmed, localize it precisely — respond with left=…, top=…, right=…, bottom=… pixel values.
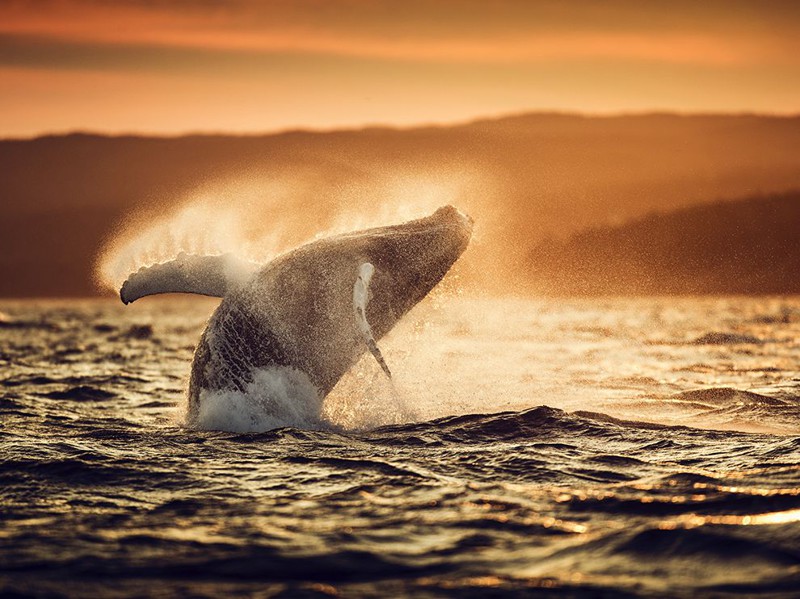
left=353, top=262, right=392, bottom=378
left=119, top=252, right=258, bottom=305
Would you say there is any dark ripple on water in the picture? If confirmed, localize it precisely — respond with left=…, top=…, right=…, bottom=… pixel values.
left=2, top=300, right=800, bottom=597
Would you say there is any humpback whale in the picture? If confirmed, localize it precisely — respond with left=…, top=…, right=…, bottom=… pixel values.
left=119, top=205, right=473, bottom=426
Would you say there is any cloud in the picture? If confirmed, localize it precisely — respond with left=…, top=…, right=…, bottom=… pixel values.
left=1, top=0, right=798, bottom=68
left=1, top=0, right=798, bottom=135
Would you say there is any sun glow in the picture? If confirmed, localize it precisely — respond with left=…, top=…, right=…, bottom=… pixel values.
left=660, top=508, right=800, bottom=530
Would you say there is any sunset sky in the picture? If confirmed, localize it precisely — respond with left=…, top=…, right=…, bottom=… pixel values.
left=2, top=0, right=799, bottom=137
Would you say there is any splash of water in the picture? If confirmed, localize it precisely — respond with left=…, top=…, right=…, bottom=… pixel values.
left=193, top=366, right=322, bottom=433
left=322, top=352, right=418, bottom=430
left=96, top=176, right=289, bottom=291
left=96, top=168, right=483, bottom=293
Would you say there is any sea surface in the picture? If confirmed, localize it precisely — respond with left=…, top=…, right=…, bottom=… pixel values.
left=2, top=295, right=800, bottom=598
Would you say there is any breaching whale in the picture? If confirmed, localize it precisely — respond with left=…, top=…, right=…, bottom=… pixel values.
left=119, top=205, right=473, bottom=425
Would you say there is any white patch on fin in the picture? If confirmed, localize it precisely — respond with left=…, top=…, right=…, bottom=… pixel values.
left=353, top=262, right=392, bottom=378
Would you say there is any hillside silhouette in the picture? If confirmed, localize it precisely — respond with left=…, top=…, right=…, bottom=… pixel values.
left=528, top=191, right=800, bottom=295
left=2, top=113, right=800, bottom=296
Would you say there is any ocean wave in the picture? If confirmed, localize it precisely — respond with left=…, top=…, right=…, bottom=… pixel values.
left=673, top=387, right=787, bottom=408
left=41, top=386, right=116, bottom=401
left=615, top=526, right=800, bottom=566
left=691, top=332, right=763, bottom=345
left=384, top=405, right=694, bottom=442
left=0, top=457, right=150, bottom=487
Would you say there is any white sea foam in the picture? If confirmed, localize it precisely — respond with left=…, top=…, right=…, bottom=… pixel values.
left=191, top=360, right=418, bottom=433
left=192, top=366, right=323, bottom=433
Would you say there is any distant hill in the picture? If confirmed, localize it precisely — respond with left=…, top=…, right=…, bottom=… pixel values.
left=527, top=191, right=800, bottom=295
left=2, top=113, right=800, bottom=296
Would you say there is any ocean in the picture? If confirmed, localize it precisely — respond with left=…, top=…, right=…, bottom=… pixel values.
left=2, top=295, right=799, bottom=597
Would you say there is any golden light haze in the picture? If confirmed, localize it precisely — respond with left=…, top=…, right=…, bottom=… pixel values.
left=1, top=0, right=799, bottom=136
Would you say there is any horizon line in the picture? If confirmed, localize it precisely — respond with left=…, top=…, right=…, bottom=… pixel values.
left=3, top=108, right=799, bottom=143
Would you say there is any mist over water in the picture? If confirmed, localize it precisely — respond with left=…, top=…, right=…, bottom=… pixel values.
left=96, top=168, right=489, bottom=293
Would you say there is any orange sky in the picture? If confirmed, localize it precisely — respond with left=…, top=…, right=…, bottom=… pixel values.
left=1, top=0, right=799, bottom=137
